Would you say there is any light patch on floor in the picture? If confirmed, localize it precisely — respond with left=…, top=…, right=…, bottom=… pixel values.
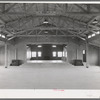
left=27, top=60, right=64, bottom=63
left=0, top=63, right=100, bottom=89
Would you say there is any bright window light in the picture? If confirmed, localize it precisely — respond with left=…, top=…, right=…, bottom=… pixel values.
left=27, top=50, right=31, bottom=59
left=38, top=45, right=42, bottom=48
left=53, top=51, right=56, bottom=57
left=83, top=50, right=85, bottom=54
left=88, top=35, right=92, bottom=38
left=32, top=52, right=36, bottom=57
left=0, top=34, right=1, bottom=37
left=52, top=45, right=56, bottom=48
left=38, top=51, right=42, bottom=57
left=2, top=35, right=5, bottom=38
left=96, top=31, right=100, bottom=34
left=92, top=33, right=95, bottom=37
left=58, top=52, right=62, bottom=57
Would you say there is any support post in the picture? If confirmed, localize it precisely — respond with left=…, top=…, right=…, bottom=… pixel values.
left=86, top=35, right=89, bottom=68
left=99, top=47, right=100, bottom=66
left=36, top=48, right=38, bottom=60
left=76, top=45, right=78, bottom=59
left=5, top=41, right=8, bottom=68
left=63, top=46, right=67, bottom=62
left=15, top=47, right=17, bottom=60
left=31, top=48, right=32, bottom=59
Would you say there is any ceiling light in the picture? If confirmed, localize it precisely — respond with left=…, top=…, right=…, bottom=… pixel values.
left=88, top=35, right=92, bottom=38
left=96, top=31, right=100, bottom=34
left=92, top=19, right=98, bottom=24
left=92, top=33, right=95, bottom=37
left=44, top=31, right=48, bottom=33
left=38, top=45, right=42, bottom=48
left=43, top=19, right=48, bottom=24
left=2, top=35, right=5, bottom=38
left=52, top=45, right=56, bottom=47
left=43, top=21, right=48, bottom=24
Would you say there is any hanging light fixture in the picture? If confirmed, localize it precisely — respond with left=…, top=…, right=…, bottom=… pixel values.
left=52, top=45, right=56, bottom=48
left=37, top=45, right=42, bottom=48
left=44, top=31, right=48, bottom=33
left=92, top=19, right=98, bottom=24
left=96, top=31, right=100, bottom=34
left=43, top=18, right=48, bottom=24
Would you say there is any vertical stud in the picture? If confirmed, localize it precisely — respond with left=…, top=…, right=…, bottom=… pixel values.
left=5, top=41, right=7, bottom=68
left=86, top=35, right=89, bottom=68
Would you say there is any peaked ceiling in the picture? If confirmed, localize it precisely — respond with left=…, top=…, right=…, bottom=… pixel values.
left=0, top=3, right=100, bottom=46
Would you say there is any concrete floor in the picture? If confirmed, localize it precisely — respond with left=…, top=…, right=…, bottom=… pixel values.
left=0, top=62, right=100, bottom=89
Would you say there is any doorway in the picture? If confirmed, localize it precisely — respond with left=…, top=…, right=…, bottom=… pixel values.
left=83, top=50, right=86, bottom=62
left=26, top=44, right=66, bottom=61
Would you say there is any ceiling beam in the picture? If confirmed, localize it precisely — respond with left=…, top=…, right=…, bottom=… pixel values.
left=5, top=14, right=87, bottom=27
left=8, top=27, right=86, bottom=32
left=88, top=34, right=100, bottom=42
left=1, top=3, right=5, bottom=13
left=75, top=4, right=87, bottom=12
left=4, top=4, right=17, bottom=13
left=23, top=3, right=26, bottom=13
left=90, top=4, right=100, bottom=12
left=15, top=34, right=78, bottom=37
left=89, top=42, right=100, bottom=47
left=26, top=3, right=35, bottom=12
left=87, top=16, right=100, bottom=26
left=87, top=4, right=91, bottom=12
left=1, top=11, right=100, bottom=16
left=0, top=37, right=6, bottom=42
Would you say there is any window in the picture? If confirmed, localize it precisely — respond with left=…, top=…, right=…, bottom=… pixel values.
left=38, top=45, right=42, bottom=48
left=38, top=51, right=42, bottom=57
left=52, top=51, right=56, bottom=57
left=27, top=50, right=31, bottom=59
left=83, top=50, right=85, bottom=54
left=52, top=45, right=56, bottom=48
left=58, top=52, right=62, bottom=57
left=32, top=52, right=36, bottom=57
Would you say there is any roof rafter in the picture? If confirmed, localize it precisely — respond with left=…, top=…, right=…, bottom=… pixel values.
left=74, top=4, right=87, bottom=12
left=1, top=3, right=5, bottom=13
left=2, top=11, right=100, bottom=16
left=14, top=34, right=79, bottom=37
left=88, top=34, right=100, bottom=42
left=5, top=14, right=87, bottom=27
left=4, top=3, right=17, bottom=13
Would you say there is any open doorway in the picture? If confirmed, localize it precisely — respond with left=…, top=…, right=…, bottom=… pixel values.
left=26, top=44, right=67, bottom=63
left=83, top=50, right=86, bottom=62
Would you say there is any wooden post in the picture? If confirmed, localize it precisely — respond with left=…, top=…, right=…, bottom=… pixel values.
left=62, top=47, right=65, bottom=61
left=99, top=47, right=100, bottom=66
left=76, top=45, right=78, bottom=60
left=5, top=42, right=8, bottom=68
left=63, top=46, right=67, bottom=62
left=15, top=47, right=17, bottom=60
left=86, top=35, right=89, bottom=68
